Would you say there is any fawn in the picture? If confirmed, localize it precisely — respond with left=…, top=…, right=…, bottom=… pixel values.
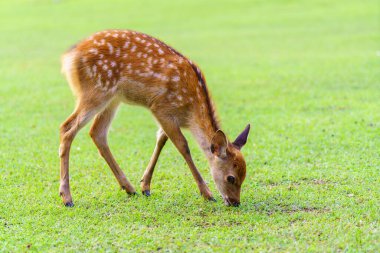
left=60, top=29, right=250, bottom=207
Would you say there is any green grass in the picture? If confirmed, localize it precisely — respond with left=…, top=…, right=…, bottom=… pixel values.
left=0, top=0, right=379, bottom=251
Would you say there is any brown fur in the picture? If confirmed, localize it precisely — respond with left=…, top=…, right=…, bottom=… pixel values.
left=59, top=29, right=250, bottom=207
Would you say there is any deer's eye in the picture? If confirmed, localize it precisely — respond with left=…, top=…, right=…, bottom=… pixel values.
left=227, top=175, right=235, bottom=184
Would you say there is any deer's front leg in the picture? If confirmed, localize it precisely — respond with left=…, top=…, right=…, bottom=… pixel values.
left=154, top=116, right=215, bottom=201
left=140, top=128, right=168, bottom=196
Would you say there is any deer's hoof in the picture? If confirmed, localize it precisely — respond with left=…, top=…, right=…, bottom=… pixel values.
left=127, top=192, right=137, bottom=196
left=142, top=190, right=151, bottom=197
left=208, top=197, right=217, bottom=202
left=64, top=202, right=74, bottom=207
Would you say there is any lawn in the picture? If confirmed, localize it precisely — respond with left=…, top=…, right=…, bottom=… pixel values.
left=0, top=0, right=379, bottom=252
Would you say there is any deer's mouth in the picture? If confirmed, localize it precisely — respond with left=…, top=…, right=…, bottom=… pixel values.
left=223, top=196, right=240, bottom=207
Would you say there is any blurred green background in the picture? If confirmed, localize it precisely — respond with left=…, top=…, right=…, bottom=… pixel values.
left=0, top=0, right=379, bottom=252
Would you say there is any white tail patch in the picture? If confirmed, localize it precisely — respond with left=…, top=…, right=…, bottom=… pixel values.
left=61, top=50, right=81, bottom=96
left=61, top=51, right=76, bottom=74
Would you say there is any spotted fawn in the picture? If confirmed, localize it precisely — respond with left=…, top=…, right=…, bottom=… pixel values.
left=60, top=29, right=250, bottom=207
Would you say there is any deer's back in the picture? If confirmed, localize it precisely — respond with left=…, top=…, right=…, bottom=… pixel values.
left=62, top=30, right=201, bottom=119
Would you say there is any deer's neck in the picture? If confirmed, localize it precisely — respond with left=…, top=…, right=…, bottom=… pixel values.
left=190, top=115, right=218, bottom=162
left=187, top=67, right=220, bottom=162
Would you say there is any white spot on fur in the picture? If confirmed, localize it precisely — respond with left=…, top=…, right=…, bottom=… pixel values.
left=139, top=72, right=150, bottom=77
left=153, top=73, right=161, bottom=79
left=115, top=48, right=120, bottom=57
left=107, top=43, right=114, bottom=54
left=100, top=85, right=108, bottom=92
left=131, top=45, right=137, bottom=52
left=85, top=66, right=93, bottom=77
left=110, top=85, right=118, bottom=93
left=103, top=64, right=108, bottom=70
left=158, top=48, right=164, bottom=55
left=108, top=69, right=112, bottom=77
left=172, top=76, right=180, bottom=82
left=123, top=41, right=130, bottom=48
left=89, top=48, right=98, bottom=55
left=110, top=61, right=116, bottom=67
left=95, top=76, right=102, bottom=88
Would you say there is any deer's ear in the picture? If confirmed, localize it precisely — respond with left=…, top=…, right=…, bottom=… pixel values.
left=233, top=124, right=250, bottom=150
left=211, top=130, right=228, bottom=158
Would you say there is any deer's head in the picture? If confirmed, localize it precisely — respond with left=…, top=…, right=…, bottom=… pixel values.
left=209, top=124, right=250, bottom=207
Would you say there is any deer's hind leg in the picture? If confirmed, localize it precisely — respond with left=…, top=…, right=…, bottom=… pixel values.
left=59, top=97, right=111, bottom=207
left=140, top=128, right=168, bottom=196
left=89, top=100, right=136, bottom=194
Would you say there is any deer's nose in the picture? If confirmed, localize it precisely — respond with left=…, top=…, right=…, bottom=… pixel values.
left=225, top=197, right=240, bottom=207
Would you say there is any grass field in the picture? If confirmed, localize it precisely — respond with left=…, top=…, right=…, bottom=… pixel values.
left=0, top=0, right=379, bottom=252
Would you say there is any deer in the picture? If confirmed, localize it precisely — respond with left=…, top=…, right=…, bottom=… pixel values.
left=59, top=29, right=251, bottom=207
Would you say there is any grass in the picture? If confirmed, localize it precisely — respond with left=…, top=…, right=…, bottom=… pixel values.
left=0, top=0, right=379, bottom=251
